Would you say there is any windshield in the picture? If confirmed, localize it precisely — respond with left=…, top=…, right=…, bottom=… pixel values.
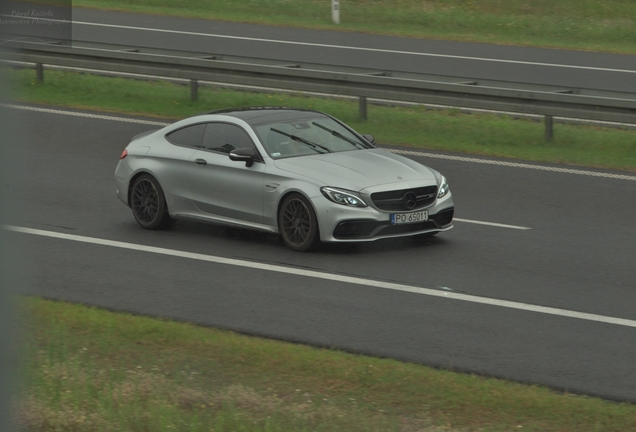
left=253, top=116, right=370, bottom=159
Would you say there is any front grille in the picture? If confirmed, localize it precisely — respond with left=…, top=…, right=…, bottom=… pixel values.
left=371, top=186, right=438, bottom=211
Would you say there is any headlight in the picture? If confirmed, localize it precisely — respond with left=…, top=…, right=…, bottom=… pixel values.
left=437, top=176, right=450, bottom=198
left=321, top=187, right=368, bottom=207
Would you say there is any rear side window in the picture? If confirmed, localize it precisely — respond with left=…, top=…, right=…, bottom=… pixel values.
left=166, top=123, right=206, bottom=148
left=202, top=123, right=256, bottom=154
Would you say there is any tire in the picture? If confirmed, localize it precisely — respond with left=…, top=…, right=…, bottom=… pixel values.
left=130, top=174, right=175, bottom=230
left=278, top=193, right=319, bottom=252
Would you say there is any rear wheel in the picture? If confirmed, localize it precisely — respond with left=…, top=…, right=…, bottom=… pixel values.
left=278, top=193, right=319, bottom=252
left=130, top=174, right=175, bottom=230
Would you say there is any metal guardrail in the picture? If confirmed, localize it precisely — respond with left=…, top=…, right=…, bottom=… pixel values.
left=3, top=39, right=636, bottom=140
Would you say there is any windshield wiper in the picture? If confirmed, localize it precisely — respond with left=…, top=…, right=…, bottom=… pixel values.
left=270, top=128, right=331, bottom=153
left=311, top=122, right=367, bottom=149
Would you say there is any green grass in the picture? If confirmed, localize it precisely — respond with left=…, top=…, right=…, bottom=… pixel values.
left=7, top=68, right=636, bottom=172
left=15, top=297, right=636, bottom=432
left=71, top=0, right=636, bottom=54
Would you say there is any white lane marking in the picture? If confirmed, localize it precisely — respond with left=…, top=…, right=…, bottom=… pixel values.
left=4, top=14, right=634, bottom=75
left=388, top=149, right=636, bottom=181
left=6, top=103, right=635, bottom=181
left=453, top=218, right=530, bottom=230
left=5, top=224, right=636, bottom=329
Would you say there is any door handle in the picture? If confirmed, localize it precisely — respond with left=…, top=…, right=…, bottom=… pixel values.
left=194, top=158, right=207, bottom=166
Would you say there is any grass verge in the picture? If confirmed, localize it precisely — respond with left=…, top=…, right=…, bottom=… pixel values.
left=72, top=0, right=636, bottom=54
left=15, top=297, right=636, bottom=432
left=7, top=68, right=636, bottom=172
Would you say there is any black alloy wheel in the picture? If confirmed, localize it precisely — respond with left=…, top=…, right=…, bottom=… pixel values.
left=278, top=193, right=319, bottom=252
left=130, top=174, right=175, bottom=230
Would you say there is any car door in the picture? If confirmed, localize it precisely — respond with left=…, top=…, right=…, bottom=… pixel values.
left=188, top=122, right=266, bottom=224
left=154, top=122, right=206, bottom=213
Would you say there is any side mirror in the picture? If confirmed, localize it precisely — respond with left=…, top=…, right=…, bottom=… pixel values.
left=229, top=148, right=256, bottom=167
left=362, top=134, right=376, bottom=145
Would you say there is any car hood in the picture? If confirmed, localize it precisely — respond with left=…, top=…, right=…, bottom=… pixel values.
left=272, top=149, right=438, bottom=191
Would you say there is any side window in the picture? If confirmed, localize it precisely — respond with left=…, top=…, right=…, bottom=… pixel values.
left=166, top=123, right=206, bottom=148
left=202, top=123, right=257, bottom=154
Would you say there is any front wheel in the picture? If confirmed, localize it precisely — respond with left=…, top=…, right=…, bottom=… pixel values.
left=278, top=193, right=319, bottom=252
left=130, top=174, right=175, bottom=230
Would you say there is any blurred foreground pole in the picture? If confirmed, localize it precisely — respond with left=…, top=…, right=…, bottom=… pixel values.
left=0, top=0, right=70, bottom=425
left=0, top=63, right=17, bottom=432
left=332, top=0, right=340, bottom=24
left=1, top=2, right=24, bottom=429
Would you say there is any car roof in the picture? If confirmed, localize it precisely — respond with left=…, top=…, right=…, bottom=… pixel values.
left=198, top=107, right=329, bottom=126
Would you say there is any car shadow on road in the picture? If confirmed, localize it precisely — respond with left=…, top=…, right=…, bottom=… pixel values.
left=317, top=234, right=448, bottom=255
left=145, top=220, right=450, bottom=257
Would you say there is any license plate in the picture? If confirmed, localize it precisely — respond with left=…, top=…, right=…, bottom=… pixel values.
left=391, top=210, right=428, bottom=225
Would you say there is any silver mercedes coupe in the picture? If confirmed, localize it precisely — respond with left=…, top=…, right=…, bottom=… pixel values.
left=115, top=107, right=454, bottom=251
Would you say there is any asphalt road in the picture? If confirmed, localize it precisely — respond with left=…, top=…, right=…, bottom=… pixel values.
left=4, top=104, right=636, bottom=402
left=71, top=9, right=636, bottom=93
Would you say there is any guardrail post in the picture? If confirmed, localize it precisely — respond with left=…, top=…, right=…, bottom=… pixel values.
left=190, top=79, right=198, bottom=102
left=359, top=96, right=367, bottom=121
left=35, top=63, right=43, bottom=82
left=545, top=115, right=554, bottom=141
left=332, top=0, right=340, bottom=24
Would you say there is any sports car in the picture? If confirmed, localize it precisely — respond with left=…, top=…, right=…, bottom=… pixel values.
left=115, top=107, right=454, bottom=251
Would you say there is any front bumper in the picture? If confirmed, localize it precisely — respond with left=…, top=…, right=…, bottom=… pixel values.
left=312, top=192, right=454, bottom=242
